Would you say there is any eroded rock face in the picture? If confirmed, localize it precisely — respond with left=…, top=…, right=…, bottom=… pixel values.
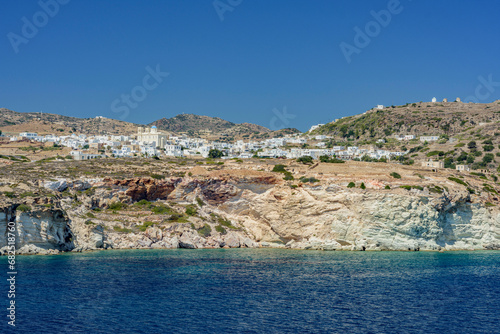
left=0, top=206, right=73, bottom=255
left=102, top=178, right=179, bottom=202
left=2, top=174, right=500, bottom=255
left=227, top=184, right=500, bottom=251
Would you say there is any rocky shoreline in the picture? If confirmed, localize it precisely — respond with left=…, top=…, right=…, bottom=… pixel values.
left=2, top=163, right=500, bottom=256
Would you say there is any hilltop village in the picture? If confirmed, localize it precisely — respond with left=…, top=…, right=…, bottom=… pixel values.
left=5, top=124, right=408, bottom=162
left=3, top=99, right=492, bottom=174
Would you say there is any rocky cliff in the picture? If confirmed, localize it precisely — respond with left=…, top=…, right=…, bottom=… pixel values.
left=1, top=167, right=499, bottom=255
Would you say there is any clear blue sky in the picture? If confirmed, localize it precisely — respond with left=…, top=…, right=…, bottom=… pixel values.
left=1, top=0, right=499, bottom=131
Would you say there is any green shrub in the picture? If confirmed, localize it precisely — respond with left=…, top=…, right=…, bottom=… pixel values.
left=272, top=164, right=287, bottom=173
left=196, top=197, right=205, bottom=207
left=185, top=205, right=198, bottom=216
left=483, top=145, right=494, bottom=152
left=167, top=214, right=188, bottom=223
left=85, top=220, right=95, bottom=225
left=283, top=172, right=294, bottom=181
left=360, top=182, right=366, bottom=189
left=85, top=212, right=96, bottom=218
left=483, top=153, right=494, bottom=164
left=347, top=182, right=356, bottom=188
left=390, top=172, right=401, bottom=179
left=3, top=192, right=16, bottom=198
left=483, top=184, right=498, bottom=194
left=400, top=185, right=412, bottom=190
left=215, top=225, right=227, bottom=234
left=113, top=226, right=133, bottom=233
left=108, top=202, right=127, bottom=210
left=138, top=221, right=155, bottom=232
left=429, top=186, right=443, bottom=194
left=297, top=156, right=313, bottom=164
left=300, top=177, right=320, bottom=183
left=426, top=151, right=445, bottom=157
left=448, top=177, right=468, bottom=186
left=319, top=155, right=345, bottom=163
left=197, top=224, right=212, bottom=237
left=135, top=199, right=151, bottom=206
left=208, top=149, right=223, bottom=159
left=151, top=204, right=172, bottom=215
left=17, top=204, right=31, bottom=212
left=151, top=174, right=165, bottom=180
left=216, top=216, right=238, bottom=229
left=384, top=185, right=391, bottom=189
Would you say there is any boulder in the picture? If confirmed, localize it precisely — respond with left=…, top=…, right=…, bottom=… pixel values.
left=224, top=232, right=240, bottom=248
left=43, top=180, right=68, bottom=192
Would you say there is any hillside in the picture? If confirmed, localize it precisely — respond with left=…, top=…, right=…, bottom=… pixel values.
left=148, top=114, right=271, bottom=140
left=0, top=109, right=298, bottom=139
left=310, top=101, right=500, bottom=172
left=0, top=108, right=139, bottom=136
left=311, top=101, right=500, bottom=139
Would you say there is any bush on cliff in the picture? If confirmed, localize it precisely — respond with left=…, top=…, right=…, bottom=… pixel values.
left=185, top=205, right=198, bottom=216
left=390, top=172, right=401, bottom=179
left=17, top=204, right=31, bottom=212
left=197, top=224, right=212, bottom=237
left=113, top=226, right=132, bottom=233
left=347, top=182, right=356, bottom=188
left=215, top=225, right=227, bottom=234
left=448, top=177, right=468, bottom=186
left=272, top=164, right=287, bottom=173
left=196, top=197, right=205, bottom=207
left=300, top=177, right=319, bottom=183
left=135, top=199, right=151, bottom=206
left=139, top=221, right=156, bottom=232
left=151, top=204, right=172, bottom=215
left=297, top=156, right=313, bottom=164
left=109, top=202, right=127, bottom=210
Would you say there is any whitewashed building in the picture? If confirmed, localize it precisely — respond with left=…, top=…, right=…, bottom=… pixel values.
left=420, top=136, right=440, bottom=142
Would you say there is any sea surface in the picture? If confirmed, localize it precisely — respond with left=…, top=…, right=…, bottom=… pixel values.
left=1, top=249, right=499, bottom=334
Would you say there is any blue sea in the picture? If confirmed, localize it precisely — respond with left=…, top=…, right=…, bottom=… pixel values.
left=1, top=249, right=499, bottom=334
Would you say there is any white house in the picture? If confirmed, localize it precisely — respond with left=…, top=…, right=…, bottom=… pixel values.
left=19, top=132, right=38, bottom=139
left=432, top=97, right=437, bottom=103
left=165, top=144, right=183, bottom=157
left=420, top=136, right=440, bottom=142
left=376, top=105, right=384, bottom=110
left=394, top=134, right=415, bottom=141
left=309, top=124, right=324, bottom=132
left=71, top=151, right=106, bottom=161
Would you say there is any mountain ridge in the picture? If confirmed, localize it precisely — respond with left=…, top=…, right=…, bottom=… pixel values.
left=0, top=108, right=298, bottom=138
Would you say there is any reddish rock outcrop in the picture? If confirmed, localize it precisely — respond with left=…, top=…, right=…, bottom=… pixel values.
left=102, top=177, right=180, bottom=201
